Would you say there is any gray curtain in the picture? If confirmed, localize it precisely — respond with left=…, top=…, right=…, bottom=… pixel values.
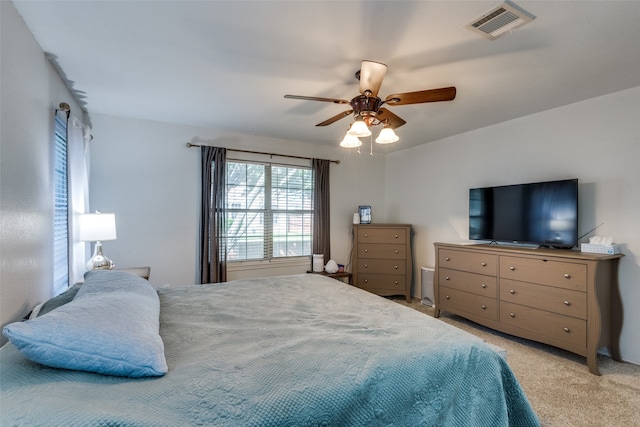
left=312, top=158, right=331, bottom=261
left=200, top=146, right=227, bottom=283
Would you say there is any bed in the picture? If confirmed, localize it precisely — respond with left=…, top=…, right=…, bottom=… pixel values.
left=1, top=270, right=539, bottom=426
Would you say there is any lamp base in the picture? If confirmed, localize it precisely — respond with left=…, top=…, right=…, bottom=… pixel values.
left=87, top=241, right=114, bottom=270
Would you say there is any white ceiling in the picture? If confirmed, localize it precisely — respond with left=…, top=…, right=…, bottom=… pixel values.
left=12, top=0, right=640, bottom=151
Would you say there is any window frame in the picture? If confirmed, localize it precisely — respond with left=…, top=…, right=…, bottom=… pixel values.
left=224, top=159, right=314, bottom=263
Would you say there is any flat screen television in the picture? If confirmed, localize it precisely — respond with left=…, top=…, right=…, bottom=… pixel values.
left=469, top=179, right=578, bottom=248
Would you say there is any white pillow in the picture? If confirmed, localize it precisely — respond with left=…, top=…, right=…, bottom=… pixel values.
left=3, top=270, right=167, bottom=377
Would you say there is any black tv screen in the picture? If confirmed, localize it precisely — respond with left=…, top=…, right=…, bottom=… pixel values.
left=469, top=179, right=578, bottom=248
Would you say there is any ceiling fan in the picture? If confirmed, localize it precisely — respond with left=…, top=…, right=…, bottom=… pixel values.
left=284, top=60, right=456, bottom=146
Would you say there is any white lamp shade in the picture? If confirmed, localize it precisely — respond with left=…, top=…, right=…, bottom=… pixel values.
left=339, top=133, right=363, bottom=148
left=375, top=127, right=399, bottom=144
left=346, top=120, right=372, bottom=137
left=79, top=213, right=117, bottom=241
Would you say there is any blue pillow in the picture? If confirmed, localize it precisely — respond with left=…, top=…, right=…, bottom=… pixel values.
left=31, top=283, right=82, bottom=318
left=3, top=270, right=167, bottom=377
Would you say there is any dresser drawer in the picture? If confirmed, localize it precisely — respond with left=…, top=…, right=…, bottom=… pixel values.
left=500, top=279, right=587, bottom=319
left=500, top=301, right=586, bottom=349
left=438, top=249, right=497, bottom=276
left=439, top=287, right=498, bottom=321
left=357, top=228, right=406, bottom=244
left=439, top=268, right=497, bottom=298
left=358, top=259, right=405, bottom=275
left=499, top=256, right=586, bottom=291
left=357, top=274, right=406, bottom=291
left=358, top=244, right=406, bottom=259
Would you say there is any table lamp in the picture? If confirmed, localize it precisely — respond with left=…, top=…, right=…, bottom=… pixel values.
left=79, top=211, right=117, bottom=270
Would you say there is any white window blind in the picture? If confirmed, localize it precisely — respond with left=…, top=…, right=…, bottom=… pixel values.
left=225, top=161, right=313, bottom=261
left=53, top=114, right=69, bottom=295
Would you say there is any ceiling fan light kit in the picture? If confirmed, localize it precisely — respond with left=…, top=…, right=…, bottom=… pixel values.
left=375, top=127, right=399, bottom=144
left=285, top=60, right=456, bottom=151
left=347, top=120, right=372, bottom=138
left=339, top=134, right=363, bottom=148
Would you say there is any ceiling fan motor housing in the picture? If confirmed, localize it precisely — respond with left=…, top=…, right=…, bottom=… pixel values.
left=351, top=95, right=382, bottom=122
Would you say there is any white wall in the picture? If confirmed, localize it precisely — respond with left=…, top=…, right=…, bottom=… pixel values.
left=88, top=113, right=386, bottom=286
left=0, top=1, right=83, bottom=344
left=385, top=86, right=640, bottom=364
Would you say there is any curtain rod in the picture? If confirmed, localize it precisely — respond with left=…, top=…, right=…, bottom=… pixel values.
left=185, top=142, right=340, bottom=164
left=56, top=102, right=71, bottom=119
left=55, top=102, right=94, bottom=141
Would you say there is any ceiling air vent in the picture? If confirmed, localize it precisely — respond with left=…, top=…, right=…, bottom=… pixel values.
left=466, top=1, right=535, bottom=40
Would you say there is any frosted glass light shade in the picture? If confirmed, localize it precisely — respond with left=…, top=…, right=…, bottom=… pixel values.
left=340, top=133, right=363, bottom=148
left=375, top=127, right=399, bottom=144
left=346, top=120, right=371, bottom=137
left=79, top=212, right=117, bottom=242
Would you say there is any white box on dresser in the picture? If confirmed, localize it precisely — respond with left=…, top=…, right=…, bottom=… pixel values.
left=581, top=243, right=621, bottom=255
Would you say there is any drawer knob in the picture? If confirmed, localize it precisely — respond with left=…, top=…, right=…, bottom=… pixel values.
left=564, top=300, right=571, bottom=306
left=481, top=262, right=486, bottom=266
left=509, top=312, right=515, bottom=318
left=394, top=281, right=399, bottom=285
left=445, top=257, right=450, bottom=261
left=394, top=265, right=398, bottom=269
left=563, top=327, right=570, bottom=333
left=481, top=305, right=487, bottom=310
left=364, top=264, right=368, bottom=268
left=364, top=279, right=368, bottom=283
left=481, top=284, right=487, bottom=288
left=564, top=273, right=571, bottom=279
left=395, top=250, right=399, bottom=254
left=364, top=234, right=368, bottom=238
left=394, top=234, right=399, bottom=238
left=364, top=249, right=368, bottom=253
left=445, top=295, right=450, bottom=300
left=510, top=266, right=515, bottom=271
left=510, top=289, right=515, bottom=294
left=445, top=276, right=450, bottom=281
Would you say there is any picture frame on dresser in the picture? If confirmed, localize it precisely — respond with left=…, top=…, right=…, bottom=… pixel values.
left=358, top=205, right=372, bottom=224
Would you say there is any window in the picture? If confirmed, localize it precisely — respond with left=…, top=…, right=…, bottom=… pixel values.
left=225, top=161, right=313, bottom=261
left=53, top=113, right=69, bottom=295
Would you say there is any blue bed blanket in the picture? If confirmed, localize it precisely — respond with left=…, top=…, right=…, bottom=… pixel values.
left=0, top=274, right=538, bottom=426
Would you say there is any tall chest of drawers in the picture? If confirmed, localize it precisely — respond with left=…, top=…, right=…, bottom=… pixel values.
left=352, top=224, right=412, bottom=302
left=434, top=242, right=623, bottom=375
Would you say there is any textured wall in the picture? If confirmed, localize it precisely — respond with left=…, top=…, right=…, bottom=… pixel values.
left=1, top=2, right=82, bottom=344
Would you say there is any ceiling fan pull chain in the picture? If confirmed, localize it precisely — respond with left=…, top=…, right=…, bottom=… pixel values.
left=370, top=134, right=373, bottom=156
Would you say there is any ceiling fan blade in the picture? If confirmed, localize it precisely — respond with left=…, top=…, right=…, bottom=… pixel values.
left=376, top=108, right=406, bottom=129
left=316, top=110, right=353, bottom=127
left=359, top=60, right=388, bottom=97
left=385, top=86, right=456, bottom=105
left=284, top=94, right=350, bottom=104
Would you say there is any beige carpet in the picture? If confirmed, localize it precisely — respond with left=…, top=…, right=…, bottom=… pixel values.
left=389, top=297, right=640, bottom=427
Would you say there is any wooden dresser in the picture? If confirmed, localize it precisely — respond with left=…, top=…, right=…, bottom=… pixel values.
left=433, top=242, right=623, bottom=375
left=352, top=224, right=412, bottom=302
